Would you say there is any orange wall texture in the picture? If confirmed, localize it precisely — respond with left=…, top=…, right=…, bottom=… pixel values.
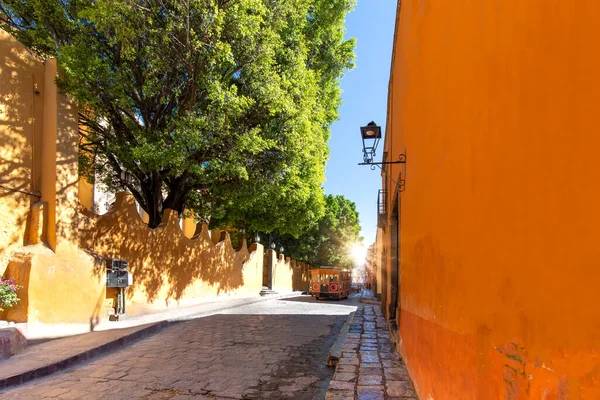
left=388, top=1, right=600, bottom=399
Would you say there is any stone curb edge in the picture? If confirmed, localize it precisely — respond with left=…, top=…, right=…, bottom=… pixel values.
left=0, top=292, right=301, bottom=390
left=327, top=310, right=356, bottom=367
left=0, top=320, right=169, bottom=390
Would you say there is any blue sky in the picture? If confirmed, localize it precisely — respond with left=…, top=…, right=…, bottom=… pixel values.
left=324, top=1, right=398, bottom=246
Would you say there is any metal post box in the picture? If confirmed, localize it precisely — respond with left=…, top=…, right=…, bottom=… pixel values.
left=105, top=259, right=130, bottom=317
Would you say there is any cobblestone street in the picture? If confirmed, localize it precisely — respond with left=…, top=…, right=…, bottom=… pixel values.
left=0, top=296, right=360, bottom=399
left=326, top=305, right=417, bottom=399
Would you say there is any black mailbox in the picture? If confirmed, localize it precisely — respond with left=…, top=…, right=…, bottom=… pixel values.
left=106, top=259, right=130, bottom=288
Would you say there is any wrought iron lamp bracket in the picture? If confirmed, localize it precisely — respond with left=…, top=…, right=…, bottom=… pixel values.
left=358, top=153, right=406, bottom=167
left=358, top=152, right=407, bottom=192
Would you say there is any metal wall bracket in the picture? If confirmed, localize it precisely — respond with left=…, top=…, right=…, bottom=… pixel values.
left=358, top=153, right=406, bottom=167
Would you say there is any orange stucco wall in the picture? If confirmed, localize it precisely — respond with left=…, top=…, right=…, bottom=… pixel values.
left=383, top=1, right=600, bottom=399
left=79, top=193, right=265, bottom=315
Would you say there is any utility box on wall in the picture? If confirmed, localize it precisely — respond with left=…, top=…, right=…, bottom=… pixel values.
left=105, top=259, right=131, bottom=318
left=106, top=259, right=130, bottom=288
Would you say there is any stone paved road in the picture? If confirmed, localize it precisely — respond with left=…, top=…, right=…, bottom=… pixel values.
left=1, top=295, right=360, bottom=399
left=326, top=305, right=417, bottom=399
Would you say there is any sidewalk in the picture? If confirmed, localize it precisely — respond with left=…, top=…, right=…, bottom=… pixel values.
left=0, top=292, right=301, bottom=389
left=326, top=293, right=418, bottom=399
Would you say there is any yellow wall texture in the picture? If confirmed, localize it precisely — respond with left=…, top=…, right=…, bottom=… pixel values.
left=272, top=254, right=294, bottom=293
left=380, top=1, right=600, bottom=399
left=0, top=29, right=44, bottom=273
left=0, top=28, right=106, bottom=328
left=79, top=193, right=265, bottom=315
left=291, top=259, right=311, bottom=292
left=4, top=246, right=106, bottom=328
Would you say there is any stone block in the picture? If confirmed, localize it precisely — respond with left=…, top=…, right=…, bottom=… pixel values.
left=336, top=364, right=357, bottom=374
left=359, top=367, right=383, bottom=375
left=0, top=327, right=26, bottom=359
left=361, top=354, right=380, bottom=363
left=326, top=389, right=355, bottom=400
left=358, top=375, right=383, bottom=385
left=381, top=359, right=404, bottom=368
left=328, top=381, right=355, bottom=390
left=386, top=380, right=416, bottom=397
left=361, top=362, right=381, bottom=368
left=385, top=367, right=411, bottom=381
left=338, top=357, right=359, bottom=365
left=356, top=388, right=384, bottom=400
left=334, top=372, right=357, bottom=382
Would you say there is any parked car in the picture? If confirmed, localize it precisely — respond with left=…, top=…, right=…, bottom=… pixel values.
left=350, top=283, right=361, bottom=293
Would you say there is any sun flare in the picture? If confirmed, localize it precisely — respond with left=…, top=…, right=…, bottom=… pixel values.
left=350, top=244, right=367, bottom=266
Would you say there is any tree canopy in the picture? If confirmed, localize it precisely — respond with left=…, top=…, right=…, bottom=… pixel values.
left=0, top=0, right=355, bottom=233
left=253, top=194, right=362, bottom=269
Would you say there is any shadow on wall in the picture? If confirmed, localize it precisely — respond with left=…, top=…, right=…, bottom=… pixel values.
left=79, top=193, right=263, bottom=313
left=292, top=259, right=311, bottom=292
left=0, top=30, right=44, bottom=274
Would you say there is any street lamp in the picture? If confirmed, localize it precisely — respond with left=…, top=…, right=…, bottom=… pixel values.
left=358, top=121, right=406, bottom=166
left=279, top=246, right=285, bottom=253
left=271, top=243, right=276, bottom=250
left=360, top=121, right=382, bottom=164
left=254, top=234, right=260, bottom=243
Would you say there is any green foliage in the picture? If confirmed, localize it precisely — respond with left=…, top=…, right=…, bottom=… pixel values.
left=0, top=277, right=22, bottom=312
left=251, top=194, right=362, bottom=269
left=0, top=0, right=356, bottom=232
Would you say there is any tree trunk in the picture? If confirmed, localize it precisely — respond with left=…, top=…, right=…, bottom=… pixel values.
left=143, top=173, right=164, bottom=229
left=139, top=173, right=189, bottom=228
left=163, top=185, right=188, bottom=218
left=163, top=173, right=189, bottom=218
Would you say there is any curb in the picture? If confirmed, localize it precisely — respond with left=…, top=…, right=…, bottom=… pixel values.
left=0, top=291, right=302, bottom=390
left=0, top=320, right=168, bottom=390
left=327, top=311, right=356, bottom=367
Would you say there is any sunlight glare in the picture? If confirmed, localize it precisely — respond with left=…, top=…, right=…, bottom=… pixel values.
left=350, top=244, right=367, bottom=266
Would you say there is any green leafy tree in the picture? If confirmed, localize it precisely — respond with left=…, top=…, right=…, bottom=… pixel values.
left=0, top=0, right=355, bottom=232
left=254, top=194, right=362, bottom=269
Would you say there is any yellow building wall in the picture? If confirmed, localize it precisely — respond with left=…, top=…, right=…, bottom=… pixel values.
left=5, top=246, right=106, bottom=328
left=0, top=29, right=44, bottom=274
left=0, top=28, right=106, bottom=329
left=272, top=254, right=294, bottom=293
left=385, top=1, right=600, bottom=399
left=78, top=178, right=94, bottom=212
left=291, top=260, right=310, bottom=292
left=79, top=193, right=265, bottom=315
left=181, top=214, right=196, bottom=239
